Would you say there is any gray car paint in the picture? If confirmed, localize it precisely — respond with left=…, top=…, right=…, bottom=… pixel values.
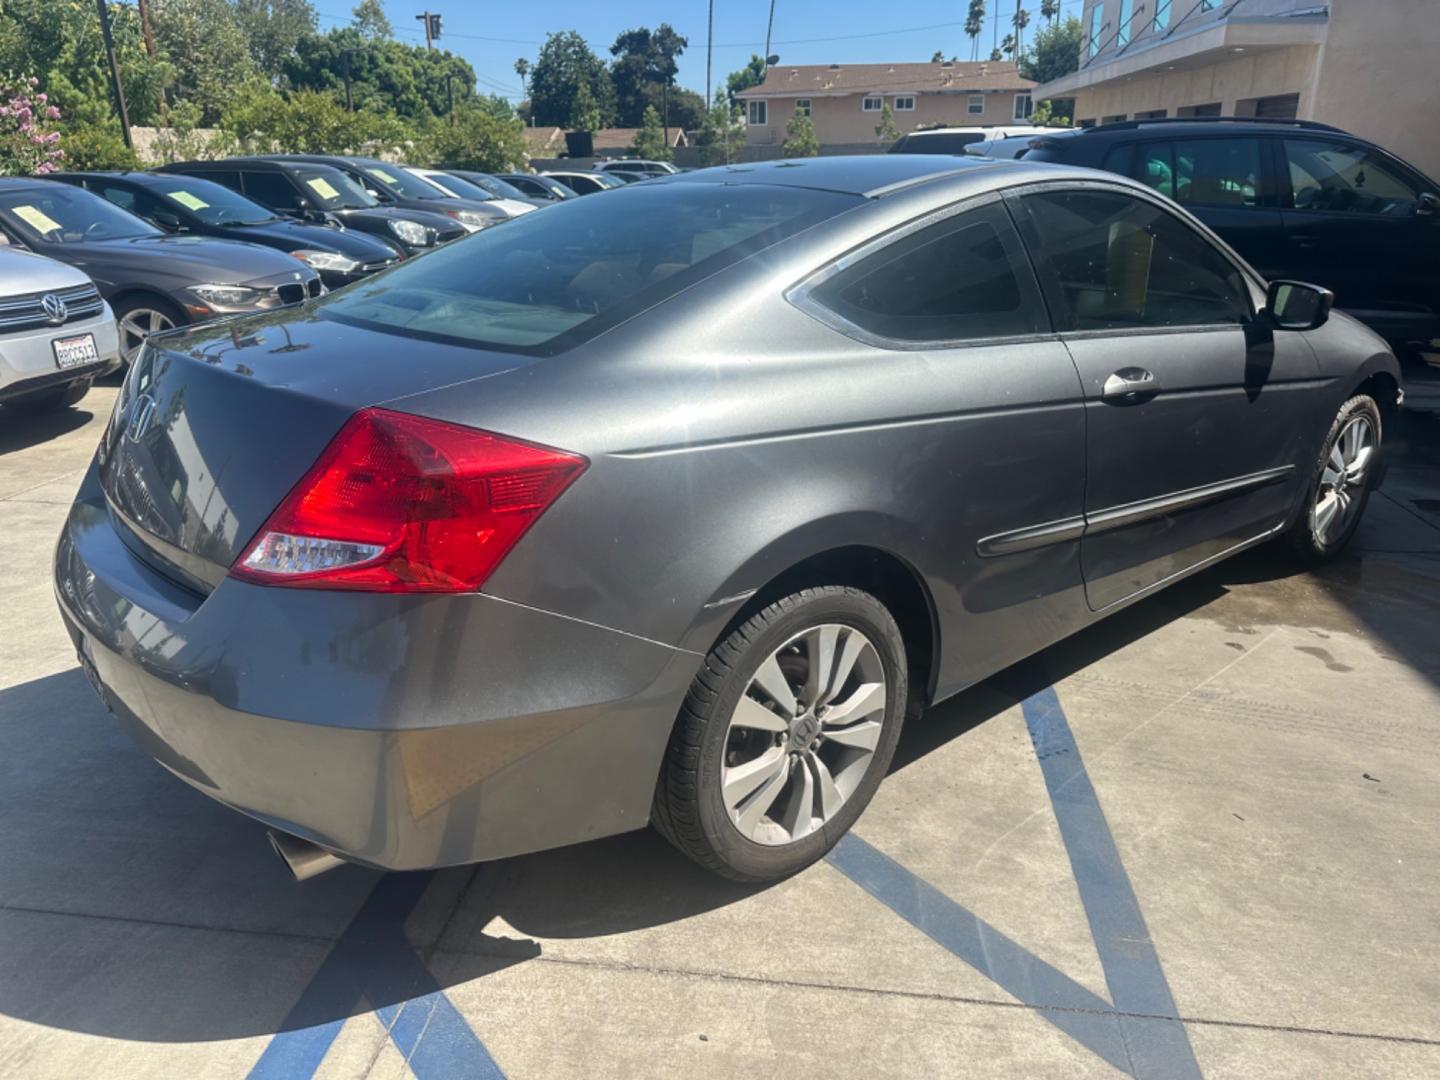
left=53, top=156, right=1401, bottom=871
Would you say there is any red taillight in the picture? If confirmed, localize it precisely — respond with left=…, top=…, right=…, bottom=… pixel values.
left=231, top=408, right=586, bottom=593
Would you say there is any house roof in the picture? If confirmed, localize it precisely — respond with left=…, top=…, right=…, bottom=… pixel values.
left=735, top=61, right=1035, bottom=99
left=590, top=127, right=689, bottom=151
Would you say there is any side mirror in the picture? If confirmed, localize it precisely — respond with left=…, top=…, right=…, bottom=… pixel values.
left=1265, top=280, right=1333, bottom=332
left=1417, top=192, right=1439, bottom=217
left=152, top=210, right=183, bottom=230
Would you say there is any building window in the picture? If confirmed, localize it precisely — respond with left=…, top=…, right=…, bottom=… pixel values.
left=968, top=93, right=985, bottom=115
left=747, top=100, right=768, bottom=126
left=1088, top=4, right=1104, bottom=58
left=1078, top=118, right=1097, bottom=129
left=894, top=96, right=916, bottom=111
left=1118, top=0, right=1133, bottom=47
left=1013, top=94, right=1034, bottom=120
left=1178, top=102, right=1222, bottom=118
left=1201, top=0, right=1218, bottom=9
left=1134, top=109, right=1167, bottom=120
left=1154, top=0, right=1172, bottom=31
left=1102, top=114, right=1127, bottom=125
left=794, top=98, right=811, bottom=117
left=862, top=96, right=883, bottom=112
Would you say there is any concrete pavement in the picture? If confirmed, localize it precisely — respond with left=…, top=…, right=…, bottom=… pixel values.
left=1, top=376, right=1437, bottom=1078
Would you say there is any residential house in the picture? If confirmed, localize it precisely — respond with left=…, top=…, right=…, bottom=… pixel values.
left=735, top=61, right=1037, bottom=147
left=1034, top=0, right=1440, bottom=179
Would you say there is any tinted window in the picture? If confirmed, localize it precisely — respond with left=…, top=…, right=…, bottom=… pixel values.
left=240, top=171, right=301, bottom=211
left=891, top=132, right=985, bottom=154
left=1284, top=139, right=1420, bottom=216
left=1017, top=188, right=1250, bottom=331
left=1173, top=138, right=1261, bottom=207
left=0, top=183, right=160, bottom=243
left=145, top=177, right=277, bottom=224
left=319, top=182, right=861, bottom=354
left=809, top=202, right=1045, bottom=343
left=293, top=167, right=378, bottom=209
left=361, top=163, right=446, bottom=200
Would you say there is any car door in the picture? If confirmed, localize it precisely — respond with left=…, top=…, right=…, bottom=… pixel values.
left=1278, top=136, right=1439, bottom=342
left=796, top=196, right=1091, bottom=687
left=1008, top=182, right=1320, bottom=611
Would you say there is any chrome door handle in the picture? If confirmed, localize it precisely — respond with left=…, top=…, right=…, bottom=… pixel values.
left=1102, top=367, right=1159, bottom=401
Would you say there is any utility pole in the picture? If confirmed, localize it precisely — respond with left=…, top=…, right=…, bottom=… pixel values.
left=137, top=0, right=155, bottom=56
left=95, top=0, right=132, bottom=150
left=341, top=47, right=359, bottom=111
left=416, top=11, right=441, bottom=50
left=706, top=0, right=714, bottom=109
left=764, top=0, right=777, bottom=75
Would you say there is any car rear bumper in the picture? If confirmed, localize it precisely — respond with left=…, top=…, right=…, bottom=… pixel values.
left=0, top=306, right=121, bottom=398
left=54, top=466, right=698, bottom=871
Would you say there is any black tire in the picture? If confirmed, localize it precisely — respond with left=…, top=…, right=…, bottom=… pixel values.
left=1285, top=393, right=1382, bottom=564
left=653, top=586, right=908, bottom=882
left=5, top=378, right=91, bottom=415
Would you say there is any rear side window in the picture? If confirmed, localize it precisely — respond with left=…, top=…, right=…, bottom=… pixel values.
left=1133, top=139, right=1262, bottom=207
left=1016, top=188, right=1251, bottom=331
left=241, top=171, right=300, bottom=211
left=1283, top=138, right=1421, bottom=216
left=319, top=182, right=861, bottom=355
left=807, top=202, right=1046, bottom=343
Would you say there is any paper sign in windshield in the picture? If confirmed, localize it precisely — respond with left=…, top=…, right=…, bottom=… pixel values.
left=305, top=177, right=341, bottom=200
left=367, top=168, right=399, bottom=184
left=168, top=190, right=209, bottom=211
left=13, top=205, right=63, bottom=234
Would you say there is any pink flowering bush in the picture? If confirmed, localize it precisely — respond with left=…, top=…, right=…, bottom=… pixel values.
left=0, top=76, right=65, bottom=176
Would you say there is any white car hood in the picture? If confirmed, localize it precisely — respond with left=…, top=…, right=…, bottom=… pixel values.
left=0, top=247, right=95, bottom=294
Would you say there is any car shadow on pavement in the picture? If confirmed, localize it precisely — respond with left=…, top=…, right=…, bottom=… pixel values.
left=0, top=403, right=97, bottom=455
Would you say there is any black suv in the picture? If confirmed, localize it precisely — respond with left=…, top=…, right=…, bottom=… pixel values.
left=1025, top=118, right=1440, bottom=351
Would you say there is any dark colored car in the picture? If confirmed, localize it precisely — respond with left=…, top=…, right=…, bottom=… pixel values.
left=55, top=156, right=1400, bottom=885
left=0, top=178, right=321, bottom=364
left=605, top=170, right=652, bottom=184
left=542, top=170, right=625, bottom=196
left=443, top=170, right=549, bottom=208
left=1024, top=117, right=1440, bottom=351
left=50, top=172, right=401, bottom=289
left=274, top=155, right=510, bottom=233
left=157, top=158, right=467, bottom=256
left=497, top=173, right=575, bottom=202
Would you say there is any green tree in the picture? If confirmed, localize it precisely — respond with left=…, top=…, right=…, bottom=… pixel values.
left=633, top=104, right=671, bottom=160
left=1021, top=15, right=1083, bottom=84
left=782, top=113, right=818, bottom=157
left=221, top=82, right=404, bottom=153
left=285, top=29, right=477, bottom=123
left=609, top=24, right=686, bottom=127
left=567, top=80, right=601, bottom=133
left=725, top=54, right=766, bottom=105
left=351, top=0, right=392, bottom=40
left=151, top=0, right=257, bottom=125
left=696, top=89, right=744, bottom=165
left=528, top=30, right=613, bottom=128
left=873, top=101, right=899, bottom=145
left=233, top=0, right=319, bottom=84
left=418, top=103, right=526, bottom=170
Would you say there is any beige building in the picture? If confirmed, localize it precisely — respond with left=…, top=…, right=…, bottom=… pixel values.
left=1034, top=0, right=1440, bottom=179
left=735, top=61, right=1037, bottom=147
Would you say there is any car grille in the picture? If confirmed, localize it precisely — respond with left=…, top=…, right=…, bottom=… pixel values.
left=307, top=277, right=323, bottom=297
left=0, top=284, right=104, bottom=333
left=276, top=283, right=306, bottom=305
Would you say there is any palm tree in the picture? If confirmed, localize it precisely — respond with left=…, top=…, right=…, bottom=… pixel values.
left=1012, top=4, right=1031, bottom=60
left=965, top=2, right=986, bottom=62
left=514, top=57, right=530, bottom=123
left=1041, top=0, right=1060, bottom=25
left=1001, top=32, right=1016, bottom=59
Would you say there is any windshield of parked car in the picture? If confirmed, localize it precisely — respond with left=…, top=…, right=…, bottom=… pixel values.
left=419, top=172, right=497, bottom=202
left=318, top=181, right=861, bottom=354
left=458, top=173, right=531, bottom=201
left=0, top=183, right=161, bottom=243
left=292, top=167, right=378, bottom=209
left=362, top=163, right=451, bottom=200
left=146, top=177, right=279, bottom=225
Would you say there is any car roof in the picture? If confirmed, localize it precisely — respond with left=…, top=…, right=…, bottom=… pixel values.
left=663, top=155, right=1034, bottom=197
left=1043, top=117, right=1347, bottom=143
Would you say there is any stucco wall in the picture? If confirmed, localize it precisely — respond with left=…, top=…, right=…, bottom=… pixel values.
left=1311, top=0, right=1440, bottom=180
left=1069, top=45, right=1320, bottom=125
left=743, top=91, right=1030, bottom=146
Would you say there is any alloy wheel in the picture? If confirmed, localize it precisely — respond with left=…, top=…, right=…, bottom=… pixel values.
left=1312, top=415, right=1375, bottom=545
left=118, top=308, right=175, bottom=365
left=721, top=624, right=887, bottom=846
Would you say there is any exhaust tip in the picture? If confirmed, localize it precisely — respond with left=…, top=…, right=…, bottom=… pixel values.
left=268, top=829, right=347, bottom=882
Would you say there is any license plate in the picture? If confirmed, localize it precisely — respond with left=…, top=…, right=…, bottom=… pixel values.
left=53, top=333, right=98, bottom=370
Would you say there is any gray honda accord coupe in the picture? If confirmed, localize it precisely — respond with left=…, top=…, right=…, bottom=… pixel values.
left=54, top=156, right=1402, bottom=883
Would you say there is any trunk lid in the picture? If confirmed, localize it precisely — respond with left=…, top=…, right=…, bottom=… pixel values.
left=99, top=305, right=533, bottom=590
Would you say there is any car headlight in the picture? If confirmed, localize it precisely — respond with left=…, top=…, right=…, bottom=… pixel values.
left=388, top=219, right=430, bottom=246
left=449, top=209, right=493, bottom=229
left=291, top=250, right=361, bottom=273
left=187, top=283, right=262, bottom=307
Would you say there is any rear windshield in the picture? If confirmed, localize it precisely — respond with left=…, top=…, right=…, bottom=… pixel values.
left=317, top=181, right=860, bottom=355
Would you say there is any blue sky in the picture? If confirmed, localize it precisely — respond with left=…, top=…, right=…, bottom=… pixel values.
left=314, top=1, right=1089, bottom=103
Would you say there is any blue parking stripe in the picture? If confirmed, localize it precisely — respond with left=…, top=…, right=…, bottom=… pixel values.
left=1018, top=685, right=1202, bottom=1079
left=247, top=871, right=504, bottom=1080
